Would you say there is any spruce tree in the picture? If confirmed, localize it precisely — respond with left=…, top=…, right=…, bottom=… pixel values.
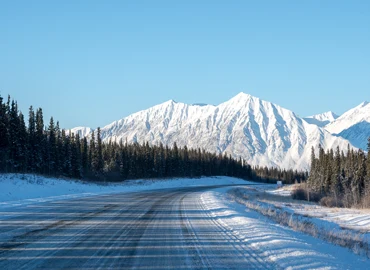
left=81, top=137, right=88, bottom=176
left=47, top=117, right=57, bottom=174
left=96, top=127, right=104, bottom=174
left=90, top=130, right=97, bottom=174
left=8, top=100, right=20, bottom=171
left=18, top=112, right=28, bottom=172
left=55, top=121, right=63, bottom=175
left=0, top=95, right=10, bottom=171
left=35, top=108, right=45, bottom=173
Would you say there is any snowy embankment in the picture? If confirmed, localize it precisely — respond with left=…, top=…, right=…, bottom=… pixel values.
left=228, top=185, right=370, bottom=258
left=200, top=188, right=370, bottom=269
left=0, top=174, right=249, bottom=209
left=250, top=184, right=370, bottom=232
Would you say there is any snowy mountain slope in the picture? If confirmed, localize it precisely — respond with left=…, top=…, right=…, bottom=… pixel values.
left=303, top=111, right=338, bottom=127
left=69, top=126, right=92, bottom=138
left=77, top=92, right=354, bottom=171
left=325, top=101, right=370, bottom=150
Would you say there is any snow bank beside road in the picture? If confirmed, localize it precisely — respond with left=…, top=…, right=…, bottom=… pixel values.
left=200, top=187, right=370, bottom=269
left=0, top=174, right=250, bottom=208
left=239, top=185, right=370, bottom=233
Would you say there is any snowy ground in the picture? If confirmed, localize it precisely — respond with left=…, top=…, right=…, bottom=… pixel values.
left=0, top=174, right=250, bottom=209
left=1, top=175, right=369, bottom=269
left=202, top=188, right=370, bottom=269
left=248, top=184, right=370, bottom=233
left=1, top=174, right=370, bottom=268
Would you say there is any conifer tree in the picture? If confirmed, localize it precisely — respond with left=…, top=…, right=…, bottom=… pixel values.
left=96, top=127, right=104, bottom=174
left=35, top=108, right=46, bottom=173
left=18, top=112, right=28, bottom=172
left=90, top=130, right=97, bottom=174
left=0, top=95, right=10, bottom=171
left=81, top=137, right=88, bottom=176
left=47, top=117, right=57, bottom=174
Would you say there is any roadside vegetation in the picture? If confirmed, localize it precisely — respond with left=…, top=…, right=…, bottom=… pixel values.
left=293, top=140, right=370, bottom=208
left=230, top=188, right=370, bottom=258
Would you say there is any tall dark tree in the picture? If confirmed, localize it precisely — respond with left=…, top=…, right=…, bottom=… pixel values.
left=35, top=108, right=46, bottom=173
left=27, top=106, right=36, bottom=172
left=47, top=117, right=57, bottom=174
left=0, top=95, right=9, bottom=171
left=81, top=137, right=88, bottom=175
left=90, top=131, right=97, bottom=173
left=18, top=112, right=28, bottom=172
left=96, top=127, right=104, bottom=174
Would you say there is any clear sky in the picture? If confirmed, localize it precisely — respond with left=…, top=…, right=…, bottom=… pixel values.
left=1, top=0, right=369, bottom=129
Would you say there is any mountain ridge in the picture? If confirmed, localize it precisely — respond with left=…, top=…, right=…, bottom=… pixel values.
left=325, top=101, right=370, bottom=150
left=303, top=111, right=339, bottom=127
left=71, top=92, right=356, bottom=171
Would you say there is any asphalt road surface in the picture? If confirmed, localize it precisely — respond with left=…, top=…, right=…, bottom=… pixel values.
left=0, top=186, right=277, bottom=269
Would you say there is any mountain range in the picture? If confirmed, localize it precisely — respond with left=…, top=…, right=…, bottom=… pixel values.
left=303, top=111, right=339, bottom=127
left=325, top=101, right=370, bottom=150
left=71, top=93, right=369, bottom=171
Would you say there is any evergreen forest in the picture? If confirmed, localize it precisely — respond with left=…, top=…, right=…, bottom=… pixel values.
left=0, top=95, right=306, bottom=184
left=306, top=142, right=370, bottom=208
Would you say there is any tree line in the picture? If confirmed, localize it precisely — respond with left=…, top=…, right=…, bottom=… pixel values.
left=306, top=141, right=370, bottom=207
left=0, top=94, right=306, bottom=184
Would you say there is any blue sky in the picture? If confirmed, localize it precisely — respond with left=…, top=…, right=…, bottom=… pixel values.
left=1, top=0, right=369, bottom=129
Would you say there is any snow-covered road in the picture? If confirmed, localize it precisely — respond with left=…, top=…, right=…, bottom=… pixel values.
left=0, top=186, right=369, bottom=269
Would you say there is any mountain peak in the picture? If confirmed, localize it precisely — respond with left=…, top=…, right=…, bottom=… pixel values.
left=303, top=111, right=338, bottom=127
left=71, top=92, right=356, bottom=171
left=326, top=111, right=338, bottom=116
left=234, top=92, right=253, bottom=99
left=166, top=99, right=178, bottom=104
left=225, top=92, right=256, bottom=105
left=325, top=101, right=370, bottom=142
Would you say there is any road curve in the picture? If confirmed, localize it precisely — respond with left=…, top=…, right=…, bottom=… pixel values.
left=0, top=186, right=276, bottom=269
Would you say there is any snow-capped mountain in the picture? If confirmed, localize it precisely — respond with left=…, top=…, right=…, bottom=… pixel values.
left=69, top=127, right=93, bottom=138
left=303, top=111, right=339, bottom=127
left=325, top=101, right=370, bottom=150
left=74, top=93, right=355, bottom=171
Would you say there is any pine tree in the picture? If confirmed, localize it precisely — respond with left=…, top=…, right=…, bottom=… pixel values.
left=96, top=127, right=104, bottom=174
left=35, top=108, right=45, bottom=173
left=62, top=130, right=72, bottom=177
left=308, top=146, right=316, bottom=189
left=55, top=121, right=63, bottom=175
left=81, top=137, right=88, bottom=176
left=331, top=146, right=341, bottom=202
left=364, top=137, right=370, bottom=206
left=70, top=133, right=82, bottom=178
left=90, top=130, right=97, bottom=174
left=18, top=112, right=28, bottom=172
left=8, top=100, right=23, bottom=172
left=47, top=117, right=57, bottom=174
left=27, top=106, right=36, bottom=172
left=0, top=95, right=10, bottom=171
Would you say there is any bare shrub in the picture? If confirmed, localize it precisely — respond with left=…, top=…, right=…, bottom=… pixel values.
left=291, top=187, right=322, bottom=202
left=291, top=188, right=307, bottom=200
left=360, top=194, right=370, bottom=209
left=319, top=196, right=343, bottom=208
